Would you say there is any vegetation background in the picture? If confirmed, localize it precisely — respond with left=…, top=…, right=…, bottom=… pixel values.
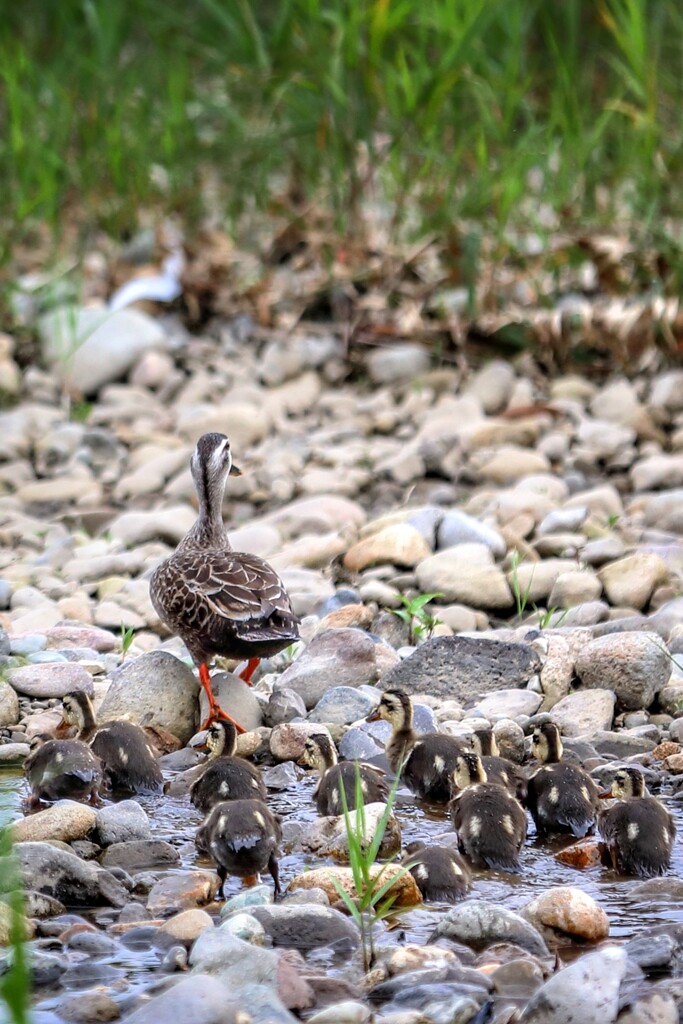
left=1, top=0, right=682, bottom=286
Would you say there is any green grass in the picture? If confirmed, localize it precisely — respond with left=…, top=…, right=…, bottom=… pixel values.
left=391, top=592, right=443, bottom=645
left=1, top=0, right=682, bottom=283
left=0, top=828, right=30, bottom=1024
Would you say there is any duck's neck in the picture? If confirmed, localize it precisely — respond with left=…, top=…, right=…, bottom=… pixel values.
left=77, top=701, right=98, bottom=743
left=181, top=474, right=231, bottom=551
left=387, top=726, right=415, bottom=772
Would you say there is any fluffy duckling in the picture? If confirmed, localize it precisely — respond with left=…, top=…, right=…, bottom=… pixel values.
left=598, top=767, right=676, bottom=878
left=367, top=689, right=465, bottom=802
left=190, top=720, right=265, bottom=815
left=470, top=727, right=527, bottom=804
left=402, top=840, right=471, bottom=903
left=526, top=721, right=599, bottom=838
left=450, top=752, right=527, bottom=872
left=23, top=735, right=103, bottom=811
left=61, top=691, right=162, bottom=794
left=298, top=733, right=389, bottom=816
left=196, top=798, right=281, bottom=898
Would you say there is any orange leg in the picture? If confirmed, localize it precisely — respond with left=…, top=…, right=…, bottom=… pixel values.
left=239, top=657, right=260, bottom=685
left=199, top=662, right=246, bottom=734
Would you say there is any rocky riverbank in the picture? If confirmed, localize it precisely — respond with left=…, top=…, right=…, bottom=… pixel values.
left=3, top=304, right=683, bottom=1023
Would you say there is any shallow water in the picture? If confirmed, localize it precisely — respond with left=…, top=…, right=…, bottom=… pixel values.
left=4, top=764, right=683, bottom=1018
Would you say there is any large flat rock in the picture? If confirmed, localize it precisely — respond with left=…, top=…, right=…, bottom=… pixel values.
left=379, top=635, right=541, bottom=701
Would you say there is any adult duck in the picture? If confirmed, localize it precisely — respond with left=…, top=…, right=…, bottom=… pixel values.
left=298, top=732, right=389, bottom=815
left=526, top=721, right=600, bottom=838
left=150, top=433, right=299, bottom=733
left=367, top=689, right=465, bottom=802
left=598, top=766, right=675, bottom=878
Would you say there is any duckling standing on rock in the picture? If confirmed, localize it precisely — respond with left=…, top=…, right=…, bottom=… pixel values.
left=450, top=752, right=527, bottom=873
left=402, top=840, right=471, bottom=903
left=470, top=727, right=527, bottom=804
left=190, top=720, right=266, bottom=815
left=150, top=433, right=299, bottom=734
left=526, top=722, right=600, bottom=838
left=298, top=733, right=389, bottom=815
left=196, top=798, right=282, bottom=899
left=23, top=735, right=103, bottom=811
left=367, top=689, right=465, bottom=802
left=60, top=691, right=163, bottom=794
left=598, top=767, right=676, bottom=878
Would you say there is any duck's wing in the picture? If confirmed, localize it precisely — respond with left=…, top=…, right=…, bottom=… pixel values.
left=171, top=550, right=299, bottom=634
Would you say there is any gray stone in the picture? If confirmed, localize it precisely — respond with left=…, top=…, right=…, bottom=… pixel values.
left=40, top=305, right=168, bottom=397
left=236, top=984, right=299, bottom=1024
left=416, top=544, right=512, bottom=608
left=338, top=702, right=435, bottom=760
left=95, top=800, right=151, bottom=846
left=264, top=688, right=307, bottom=727
left=7, top=662, right=94, bottom=699
left=493, top=719, right=526, bottom=763
left=98, top=651, right=199, bottom=744
left=436, top=511, right=506, bottom=558
left=519, top=945, right=627, bottom=1024
left=189, top=928, right=280, bottom=987
left=102, top=840, right=180, bottom=871
left=367, top=343, right=431, bottom=384
left=0, top=742, right=30, bottom=764
left=274, top=629, right=378, bottom=710
left=198, top=672, right=263, bottom=732
left=263, top=762, right=299, bottom=791
left=617, top=989, right=678, bottom=1024
left=550, top=689, right=616, bottom=737
left=15, top=842, right=127, bottom=907
left=380, top=635, right=540, bottom=701
left=297, top=802, right=401, bottom=861
left=309, top=686, right=377, bottom=725
left=585, top=730, right=657, bottom=757
left=575, top=632, right=670, bottom=710
left=0, top=682, right=19, bottom=727
left=471, top=689, right=542, bottom=721
left=248, top=904, right=360, bottom=951
left=123, top=975, right=242, bottom=1024
left=430, top=900, right=549, bottom=956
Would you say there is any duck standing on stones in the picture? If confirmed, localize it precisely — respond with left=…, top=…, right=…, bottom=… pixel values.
left=190, top=720, right=266, bottom=815
left=449, top=752, right=527, bottom=873
left=60, top=691, right=162, bottom=794
left=195, top=798, right=282, bottom=899
left=470, top=726, right=527, bottom=804
left=526, top=721, right=600, bottom=838
left=598, top=767, right=676, bottom=878
left=23, top=735, right=103, bottom=811
left=298, top=732, right=389, bottom=815
left=150, top=433, right=300, bottom=734
left=367, top=689, right=465, bottom=802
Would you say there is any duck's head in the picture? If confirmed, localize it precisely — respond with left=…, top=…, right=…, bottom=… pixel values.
left=471, top=725, right=499, bottom=757
left=191, top=433, right=241, bottom=495
left=27, top=733, right=52, bottom=755
left=59, top=691, right=95, bottom=735
left=452, top=751, right=487, bottom=791
left=531, top=721, right=563, bottom=764
left=609, top=766, right=646, bottom=799
left=205, top=720, right=238, bottom=759
left=366, top=689, right=412, bottom=730
left=298, top=733, right=338, bottom=772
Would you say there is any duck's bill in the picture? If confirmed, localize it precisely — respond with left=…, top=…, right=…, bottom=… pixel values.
left=366, top=710, right=381, bottom=722
left=229, top=463, right=242, bottom=476
left=296, top=756, right=309, bottom=767
left=54, top=719, right=71, bottom=738
left=598, top=790, right=612, bottom=798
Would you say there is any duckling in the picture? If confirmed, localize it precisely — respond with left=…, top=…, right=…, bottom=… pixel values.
left=298, top=733, right=389, bottom=816
left=526, top=721, right=599, bottom=838
left=598, top=767, right=676, bottom=878
left=196, top=798, right=281, bottom=898
left=402, top=840, right=471, bottom=903
left=367, top=689, right=465, bottom=802
left=190, top=720, right=266, bottom=815
left=61, top=691, right=163, bottom=794
left=23, top=735, right=103, bottom=811
left=449, top=752, right=527, bottom=872
left=470, top=727, right=527, bottom=804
